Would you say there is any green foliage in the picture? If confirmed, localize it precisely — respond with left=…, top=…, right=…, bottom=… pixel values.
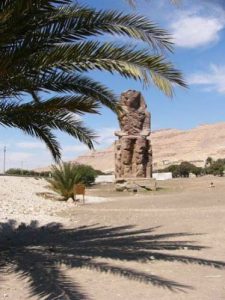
left=160, top=162, right=203, bottom=178
left=192, top=166, right=204, bottom=177
left=73, top=164, right=98, bottom=186
left=205, top=156, right=213, bottom=167
left=179, top=161, right=201, bottom=177
left=47, top=162, right=97, bottom=200
left=5, top=168, right=49, bottom=177
left=205, top=159, right=225, bottom=177
left=161, top=158, right=225, bottom=178
left=6, top=168, right=25, bottom=175
left=0, top=0, right=185, bottom=161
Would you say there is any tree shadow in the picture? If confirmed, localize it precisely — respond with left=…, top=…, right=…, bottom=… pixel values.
left=0, top=220, right=225, bottom=299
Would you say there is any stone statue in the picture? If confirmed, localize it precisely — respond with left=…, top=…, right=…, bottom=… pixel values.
left=115, top=90, right=152, bottom=179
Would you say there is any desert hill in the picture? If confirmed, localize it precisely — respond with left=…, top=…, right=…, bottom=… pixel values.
left=71, top=122, right=225, bottom=173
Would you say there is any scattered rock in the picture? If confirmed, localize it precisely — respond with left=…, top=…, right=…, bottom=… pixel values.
left=67, top=198, right=74, bottom=204
left=115, top=179, right=156, bottom=192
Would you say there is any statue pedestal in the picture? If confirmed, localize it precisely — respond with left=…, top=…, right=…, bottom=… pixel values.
left=115, top=178, right=157, bottom=192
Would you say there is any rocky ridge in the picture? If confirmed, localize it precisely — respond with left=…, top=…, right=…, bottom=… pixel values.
left=72, top=122, right=225, bottom=172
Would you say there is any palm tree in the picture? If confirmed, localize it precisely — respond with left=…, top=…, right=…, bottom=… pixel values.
left=0, top=0, right=186, bottom=161
left=47, top=162, right=97, bottom=200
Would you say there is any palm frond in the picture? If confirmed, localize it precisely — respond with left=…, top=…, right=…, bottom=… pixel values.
left=36, top=41, right=186, bottom=92
left=0, top=0, right=186, bottom=160
left=0, top=101, right=96, bottom=161
left=32, top=125, right=61, bottom=162
left=47, top=162, right=97, bottom=199
left=32, top=73, right=119, bottom=113
left=0, top=72, right=120, bottom=112
left=42, top=5, right=173, bottom=51
left=32, top=95, right=100, bottom=114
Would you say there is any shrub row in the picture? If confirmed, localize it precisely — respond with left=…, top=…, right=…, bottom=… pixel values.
left=5, top=168, right=50, bottom=177
left=159, top=157, right=225, bottom=178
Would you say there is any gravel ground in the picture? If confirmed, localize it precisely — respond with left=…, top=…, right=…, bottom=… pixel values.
left=0, top=176, right=106, bottom=226
left=0, top=176, right=72, bottom=225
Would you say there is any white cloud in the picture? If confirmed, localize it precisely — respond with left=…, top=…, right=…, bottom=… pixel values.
left=188, top=64, right=225, bottom=94
left=16, top=142, right=46, bottom=150
left=171, top=15, right=224, bottom=48
left=7, top=152, right=35, bottom=162
left=0, top=146, right=53, bottom=171
left=0, top=128, right=118, bottom=170
left=0, top=151, right=35, bottom=171
left=96, top=127, right=118, bottom=146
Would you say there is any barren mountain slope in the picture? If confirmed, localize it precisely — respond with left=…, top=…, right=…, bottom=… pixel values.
left=72, top=122, right=225, bottom=172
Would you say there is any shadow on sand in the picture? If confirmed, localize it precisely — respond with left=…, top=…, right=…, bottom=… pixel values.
left=0, top=220, right=225, bottom=299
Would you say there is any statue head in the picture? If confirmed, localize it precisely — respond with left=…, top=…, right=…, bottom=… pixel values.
left=121, top=90, right=141, bottom=110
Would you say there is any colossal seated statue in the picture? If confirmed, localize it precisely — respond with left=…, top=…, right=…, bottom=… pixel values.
left=115, top=90, right=152, bottom=179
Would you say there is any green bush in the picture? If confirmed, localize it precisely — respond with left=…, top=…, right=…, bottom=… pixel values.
left=5, top=168, right=50, bottom=177
left=179, top=162, right=203, bottom=177
left=192, top=166, right=204, bottom=177
left=6, top=168, right=23, bottom=175
left=47, top=162, right=97, bottom=200
left=160, top=158, right=225, bottom=178
left=160, top=162, right=203, bottom=178
left=205, top=157, right=213, bottom=167
left=73, top=164, right=98, bottom=185
left=205, top=159, right=225, bottom=176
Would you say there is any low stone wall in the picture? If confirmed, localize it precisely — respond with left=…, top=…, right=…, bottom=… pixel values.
left=95, top=175, right=115, bottom=184
left=152, top=172, right=172, bottom=180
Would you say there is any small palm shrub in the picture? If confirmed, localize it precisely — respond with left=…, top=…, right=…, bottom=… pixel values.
left=47, top=162, right=97, bottom=200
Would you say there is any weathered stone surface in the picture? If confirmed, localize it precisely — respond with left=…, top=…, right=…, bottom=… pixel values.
left=115, top=90, right=152, bottom=179
left=115, top=178, right=157, bottom=192
left=115, top=184, right=126, bottom=192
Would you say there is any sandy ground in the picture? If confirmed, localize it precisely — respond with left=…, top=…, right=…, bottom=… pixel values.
left=0, top=176, right=225, bottom=300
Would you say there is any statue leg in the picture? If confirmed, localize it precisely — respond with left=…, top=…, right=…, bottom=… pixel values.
left=115, top=140, right=122, bottom=178
left=121, top=137, right=133, bottom=178
left=134, top=137, right=147, bottom=177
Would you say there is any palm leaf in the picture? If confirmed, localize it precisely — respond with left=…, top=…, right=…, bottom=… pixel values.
left=36, top=41, right=186, bottom=92
left=0, top=0, right=186, bottom=160
left=29, top=72, right=119, bottom=113
left=0, top=101, right=96, bottom=161
left=42, top=5, right=173, bottom=51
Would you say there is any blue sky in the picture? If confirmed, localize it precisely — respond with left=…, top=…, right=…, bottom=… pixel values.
left=1, top=0, right=225, bottom=170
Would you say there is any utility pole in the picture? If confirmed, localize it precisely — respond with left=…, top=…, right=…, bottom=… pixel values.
left=21, top=161, right=24, bottom=175
left=3, top=146, right=6, bottom=174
